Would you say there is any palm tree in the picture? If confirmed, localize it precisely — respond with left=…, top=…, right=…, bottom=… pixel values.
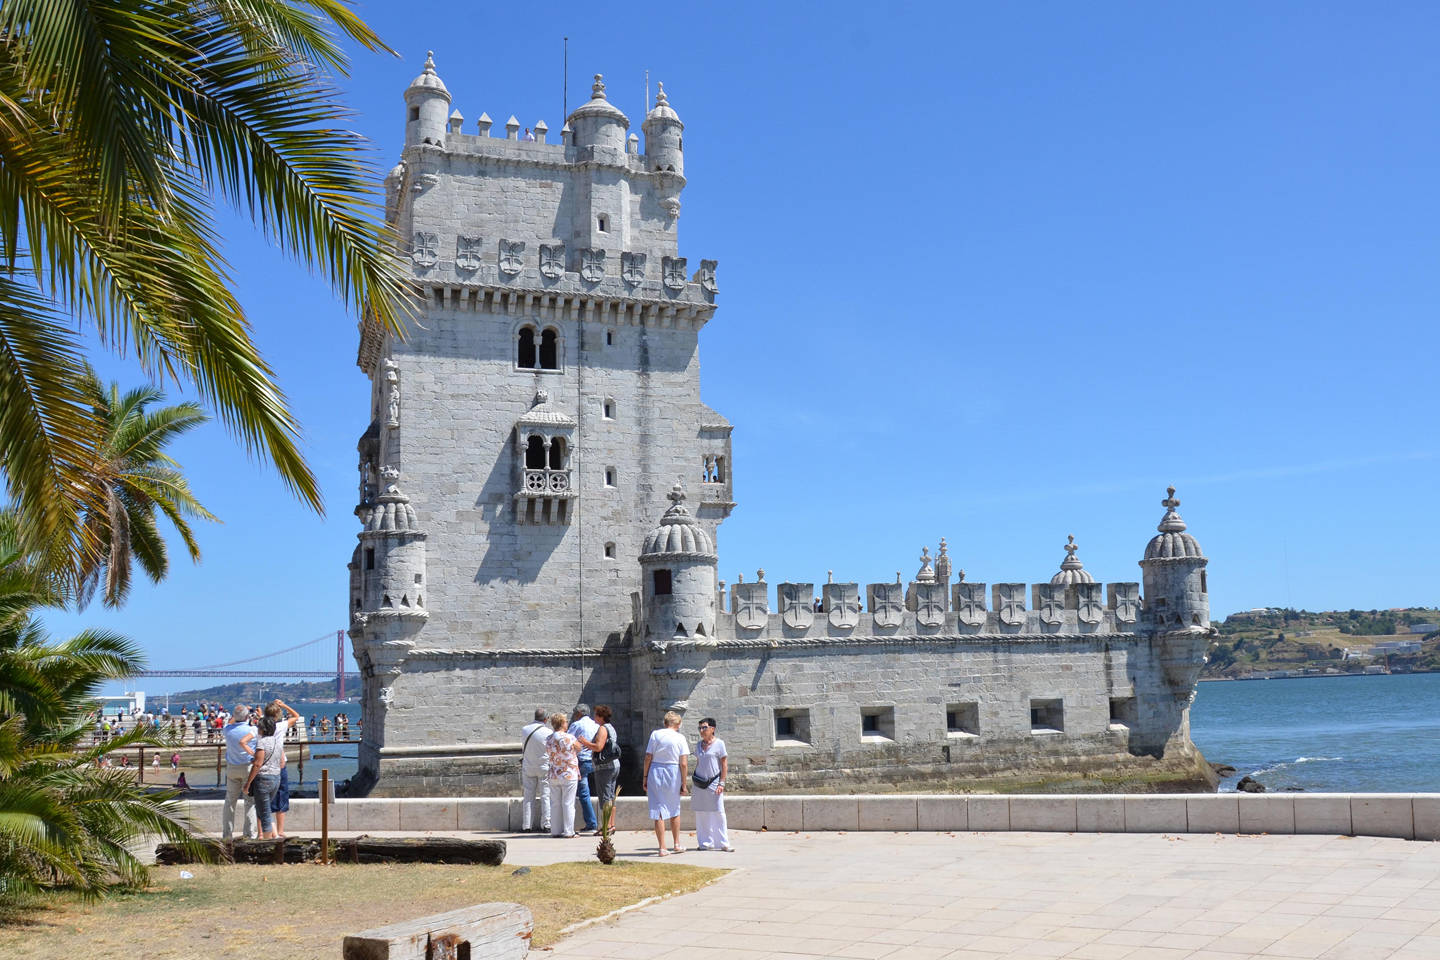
left=0, top=513, right=205, bottom=901
left=74, top=371, right=218, bottom=609
left=0, top=0, right=415, bottom=575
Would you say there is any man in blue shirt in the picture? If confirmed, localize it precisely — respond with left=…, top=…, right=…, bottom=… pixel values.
left=568, top=704, right=600, bottom=833
left=221, top=704, right=257, bottom=841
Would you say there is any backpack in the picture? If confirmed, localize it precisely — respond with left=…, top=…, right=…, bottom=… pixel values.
left=595, top=723, right=620, bottom=764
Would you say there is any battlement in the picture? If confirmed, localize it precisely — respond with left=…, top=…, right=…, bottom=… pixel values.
left=714, top=573, right=1145, bottom=639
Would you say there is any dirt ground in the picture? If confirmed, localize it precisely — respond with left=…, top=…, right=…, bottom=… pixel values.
left=0, top=860, right=725, bottom=957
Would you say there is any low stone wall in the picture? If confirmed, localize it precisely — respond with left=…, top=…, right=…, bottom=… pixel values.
left=182, top=793, right=1440, bottom=841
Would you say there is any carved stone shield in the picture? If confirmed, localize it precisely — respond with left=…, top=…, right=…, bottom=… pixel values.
left=696, top=259, right=718, bottom=294
left=1037, top=584, right=1065, bottom=625
left=580, top=248, right=606, bottom=282
left=732, top=582, right=768, bottom=631
left=869, top=582, right=904, bottom=628
left=1077, top=583, right=1104, bottom=624
left=954, top=582, right=986, bottom=627
left=914, top=582, right=945, bottom=628
left=780, top=583, right=814, bottom=630
left=539, top=243, right=565, bottom=279
left=455, top=234, right=482, bottom=272
left=622, top=252, right=646, bottom=285
left=825, top=582, right=861, bottom=629
left=996, top=583, right=1026, bottom=626
left=1111, top=582, right=1140, bottom=624
left=499, top=239, right=525, bottom=275
left=662, top=256, right=687, bottom=290
left=411, top=231, right=438, bottom=268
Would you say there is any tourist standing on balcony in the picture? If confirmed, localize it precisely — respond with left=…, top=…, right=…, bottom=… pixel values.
left=545, top=713, right=582, bottom=838
left=643, top=711, right=690, bottom=856
left=519, top=707, right=551, bottom=833
left=692, top=717, right=732, bottom=851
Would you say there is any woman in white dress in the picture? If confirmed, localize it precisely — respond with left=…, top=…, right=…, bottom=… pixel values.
left=642, top=710, right=690, bottom=855
left=691, top=717, right=732, bottom=851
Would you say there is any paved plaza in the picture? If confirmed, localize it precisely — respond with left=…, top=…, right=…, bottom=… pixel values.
left=508, top=829, right=1440, bottom=960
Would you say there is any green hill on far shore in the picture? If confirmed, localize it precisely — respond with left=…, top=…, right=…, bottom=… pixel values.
left=1205, top=607, right=1440, bottom=679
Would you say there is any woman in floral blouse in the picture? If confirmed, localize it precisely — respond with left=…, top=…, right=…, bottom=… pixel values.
left=545, top=712, right=582, bottom=837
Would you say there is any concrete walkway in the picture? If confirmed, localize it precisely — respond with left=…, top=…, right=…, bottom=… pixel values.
left=508, top=829, right=1440, bottom=960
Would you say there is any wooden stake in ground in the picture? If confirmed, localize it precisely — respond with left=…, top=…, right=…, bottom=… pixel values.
left=321, top=768, right=330, bottom=865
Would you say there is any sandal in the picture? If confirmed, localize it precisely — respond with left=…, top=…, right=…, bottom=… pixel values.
left=657, top=848, right=669, bottom=857
left=670, top=845, right=685, bottom=854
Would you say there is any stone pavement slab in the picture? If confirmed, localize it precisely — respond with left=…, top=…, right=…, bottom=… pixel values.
left=510, top=829, right=1440, bottom=960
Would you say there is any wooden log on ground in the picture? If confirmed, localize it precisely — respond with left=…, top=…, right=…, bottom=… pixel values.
left=343, top=902, right=531, bottom=960
left=154, top=835, right=504, bottom=866
left=354, top=836, right=506, bottom=865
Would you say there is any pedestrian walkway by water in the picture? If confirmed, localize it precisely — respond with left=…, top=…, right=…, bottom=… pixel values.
left=493, top=829, right=1440, bottom=960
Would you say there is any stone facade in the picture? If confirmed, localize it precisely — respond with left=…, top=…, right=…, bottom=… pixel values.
left=346, top=57, right=1216, bottom=796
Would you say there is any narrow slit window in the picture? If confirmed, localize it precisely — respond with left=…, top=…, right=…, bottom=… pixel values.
left=602, top=398, right=616, bottom=420
left=604, top=467, right=616, bottom=487
left=606, top=329, right=615, bottom=346
left=597, top=214, right=609, bottom=232
left=604, top=542, right=616, bottom=559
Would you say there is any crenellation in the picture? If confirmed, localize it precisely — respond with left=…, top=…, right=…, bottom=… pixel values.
left=346, top=56, right=1218, bottom=797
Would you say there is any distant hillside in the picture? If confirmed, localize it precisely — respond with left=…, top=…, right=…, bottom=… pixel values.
left=165, top=676, right=361, bottom=704
left=1205, top=607, right=1440, bottom=680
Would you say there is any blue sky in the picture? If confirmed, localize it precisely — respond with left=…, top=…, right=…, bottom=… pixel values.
left=47, top=2, right=1439, bottom=687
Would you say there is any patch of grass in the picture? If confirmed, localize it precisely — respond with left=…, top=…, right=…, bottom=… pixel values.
left=0, top=860, right=726, bottom=956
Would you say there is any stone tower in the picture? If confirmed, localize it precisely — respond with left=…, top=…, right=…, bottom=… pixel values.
left=348, top=57, right=732, bottom=793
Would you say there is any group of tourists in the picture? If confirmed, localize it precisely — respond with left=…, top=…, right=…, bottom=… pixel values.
left=220, top=698, right=302, bottom=841
left=520, top=704, right=732, bottom=855
left=306, top=712, right=352, bottom=739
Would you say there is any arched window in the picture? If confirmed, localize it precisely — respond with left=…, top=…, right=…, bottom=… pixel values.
left=517, top=326, right=537, bottom=368
left=539, top=328, right=558, bottom=370
left=524, top=435, right=546, bottom=469
left=547, top=437, right=566, bottom=470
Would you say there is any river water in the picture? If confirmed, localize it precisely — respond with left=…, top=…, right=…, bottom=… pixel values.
left=264, top=677, right=1440, bottom=794
left=1190, top=672, right=1440, bottom=793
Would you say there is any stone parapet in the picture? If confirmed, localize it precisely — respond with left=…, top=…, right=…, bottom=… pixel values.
left=177, top=793, right=1440, bottom=841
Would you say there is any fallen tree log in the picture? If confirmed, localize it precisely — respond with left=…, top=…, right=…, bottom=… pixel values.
left=156, top=836, right=505, bottom=866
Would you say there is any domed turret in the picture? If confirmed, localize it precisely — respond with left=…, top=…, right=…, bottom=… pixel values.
left=639, top=482, right=717, bottom=639
left=1051, top=535, right=1095, bottom=585
left=642, top=82, right=684, bottom=176
left=356, top=466, right=429, bottom=622
left=566, top=74, right=629, bottom=152
left=404, top=51, right=451, bottom=147
left=1139, top=486, right=1208, bottom=628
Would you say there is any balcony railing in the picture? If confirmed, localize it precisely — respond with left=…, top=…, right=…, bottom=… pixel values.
left=518, top=468, right=575, bottom=498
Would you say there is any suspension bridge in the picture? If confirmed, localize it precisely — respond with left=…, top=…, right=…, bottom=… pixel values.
left=130, top=630, right=352, bottom=698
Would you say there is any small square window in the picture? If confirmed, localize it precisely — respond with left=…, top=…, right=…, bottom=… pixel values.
left=652, top=569, right=672, bottom=595
left=602, top=399, right=615, bottom=420
left=603, top=542, right=616, bottom=559
left=946, top=702, right=979, bottom=737
left=774, top=708, right=810, bottom=746
left=408, top=107, right=419, bottom=122
left=598, top=215, right=609, bottom=233
left=860, top=705, right=895, bottom=742
left=1109, top=696, right=1136, bottom=729
left=1030, top=698, right=1064, bottom=734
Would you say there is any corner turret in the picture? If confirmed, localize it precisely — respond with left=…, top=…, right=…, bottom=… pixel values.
left=1139, top=486, right=1209, bottom=629
left=404, top=51, right=451, bottom=148
left=642, top=82, right=684, bottom=176
left=566, top=74, right=629, bottom=152
left=639, top=483, right=717, bottom=639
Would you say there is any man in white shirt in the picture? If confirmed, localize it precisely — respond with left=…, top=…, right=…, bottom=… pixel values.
left=221, top=705, right=257, bottom=841
left=519, top=707, right=551, bottom=832
left=569, top=704, right=601, bottom=833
